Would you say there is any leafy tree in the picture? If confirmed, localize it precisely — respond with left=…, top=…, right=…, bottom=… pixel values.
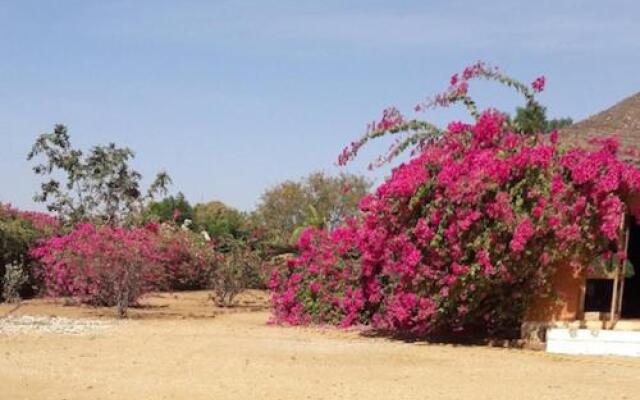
left=145, top=192, right=193, bottom=225
left=512, top=101, right=572, bottom=134
left=253, top=181, right=307, bottom=244
left=193, top=201, right=247, bottom=239
left=27, top=124, right=171, bottom=224
left=546, top=116, right=574, bottom=132
left=253, top=171, right=371, bottom=244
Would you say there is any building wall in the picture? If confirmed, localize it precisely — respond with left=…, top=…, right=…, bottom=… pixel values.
left=526, top=266, right=586, bottom=322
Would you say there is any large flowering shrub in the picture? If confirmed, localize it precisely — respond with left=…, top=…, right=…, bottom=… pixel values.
left=30, top=222, right=220, bottom=316
left=270, top=63, right=640, bottom=337
left=31, top=224, right=163, bottom=316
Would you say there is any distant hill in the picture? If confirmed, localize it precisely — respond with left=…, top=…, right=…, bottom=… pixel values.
left=560, top=92, right=640, bottom=159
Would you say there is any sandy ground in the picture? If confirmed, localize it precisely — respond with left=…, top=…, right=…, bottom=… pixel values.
left=1, top=291, right=640, bottom=400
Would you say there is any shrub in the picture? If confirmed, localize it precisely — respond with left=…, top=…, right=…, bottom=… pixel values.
left=269, top=224, right=363, bottom=326
left=0, top=203, right=60, bottom=301
left=31, top=224, right=163, bottom=317
left=211, top=238, right=262, bottom=307
left=270, top=63, right=640, bottom=337
left=150, top=223, right=219, bottom=291
left=3, top=263, right=28, bottom=303
left=30, top=220, right=230, bottom=315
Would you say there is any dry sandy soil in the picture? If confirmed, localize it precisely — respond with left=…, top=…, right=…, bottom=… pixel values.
left=1, top=291, right=639, bottom=400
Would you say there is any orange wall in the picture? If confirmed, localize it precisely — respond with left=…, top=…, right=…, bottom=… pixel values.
left=526, top=266, right=585, bottom=322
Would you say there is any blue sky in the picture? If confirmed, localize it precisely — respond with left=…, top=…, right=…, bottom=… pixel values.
left=1, top=0, right=639, bottom=211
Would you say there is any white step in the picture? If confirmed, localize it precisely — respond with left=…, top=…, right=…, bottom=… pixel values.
left=546, top=328, right=640, bottom=357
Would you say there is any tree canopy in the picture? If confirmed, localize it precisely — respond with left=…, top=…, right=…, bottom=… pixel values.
left=27, top=125, right=171, bottom=225
left=512, top=101, right=572, bottom=134
left=193, top=200, right=247, bottom=239
left=145, top=192, right=193, bottom=225
left=253, top=171, right=371, bottom=244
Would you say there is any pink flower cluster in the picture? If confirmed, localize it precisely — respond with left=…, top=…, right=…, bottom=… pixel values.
left=531, top=76, right=546, bottom=92
left=338, top=107, right=406, bottom=166
left=272, top=80, right=640, bottom=336
left=415, top=61, right=502, bottom=112
left=269, top=223, right=363, bottom=326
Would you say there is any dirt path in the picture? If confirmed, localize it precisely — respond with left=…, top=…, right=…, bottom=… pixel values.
left=1, top=292, right=639, bottom=400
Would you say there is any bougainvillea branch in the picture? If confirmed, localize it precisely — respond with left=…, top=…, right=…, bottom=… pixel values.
left=338, top=115, right=443, bottom=167
left=339, top=61, right=545, bottom=168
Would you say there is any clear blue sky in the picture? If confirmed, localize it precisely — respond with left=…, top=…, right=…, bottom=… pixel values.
left=1, top=0, right=639, bottom=212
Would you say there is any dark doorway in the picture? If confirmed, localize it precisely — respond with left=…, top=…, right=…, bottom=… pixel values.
left=622, top=218, right=640, bottom=318
left=584, top=279, right=613, bottom=313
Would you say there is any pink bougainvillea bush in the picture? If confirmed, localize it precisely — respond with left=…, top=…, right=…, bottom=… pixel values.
left=269, top=222, right=365, bottom=326
left=31, top=224, right=163, bottom=315
left=270, top=63, right=640, bottom=337
left=150, top=223, right=220, bottom=291
left=31, top=222, right=220, bottom=315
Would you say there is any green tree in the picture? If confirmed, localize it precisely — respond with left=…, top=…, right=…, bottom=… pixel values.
left=192, top=201, right=247, bottom=239
left=0, top=205, right=59, bottom=301
left=0, top=215, right=37, bottom=301
left=145, top=192, right=193, bottom=225
left=512, top=101, right=572, bottom=134
left=253, top=171, right=371, bottom=244
left=27, top=124, right=171, bottom=225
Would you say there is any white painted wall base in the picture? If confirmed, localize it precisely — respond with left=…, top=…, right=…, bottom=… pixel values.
left=546, top=328, right=640, bottom=357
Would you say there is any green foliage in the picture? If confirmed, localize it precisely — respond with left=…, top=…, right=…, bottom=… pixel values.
left=0, top=206, right=58, bottom=301
left=145, top=192, right=193, bottom=225
left=193, top=201, right=247, bottom=239
left=0, top=218, right=36, bottom=269
left=512, top=101, right=573, bottom=134
left=254, top=181, right=307, bottom=244
left=27, top=124, right=172, bottom=224
left=546, top=117, right=574, bottom=132
left=289, top=204, right=326, bottom=245
left=0, top=218, right=36, bottom=301
left=253, top=171, right=371, bottom=245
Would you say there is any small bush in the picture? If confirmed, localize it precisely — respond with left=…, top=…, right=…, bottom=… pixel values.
left=3, top=263, right=28, bottom=303
left=211, top=239, right=261, bottom=307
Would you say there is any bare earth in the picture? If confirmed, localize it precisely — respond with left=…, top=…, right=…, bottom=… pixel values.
left=1, top=291, right=639, bottom=400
